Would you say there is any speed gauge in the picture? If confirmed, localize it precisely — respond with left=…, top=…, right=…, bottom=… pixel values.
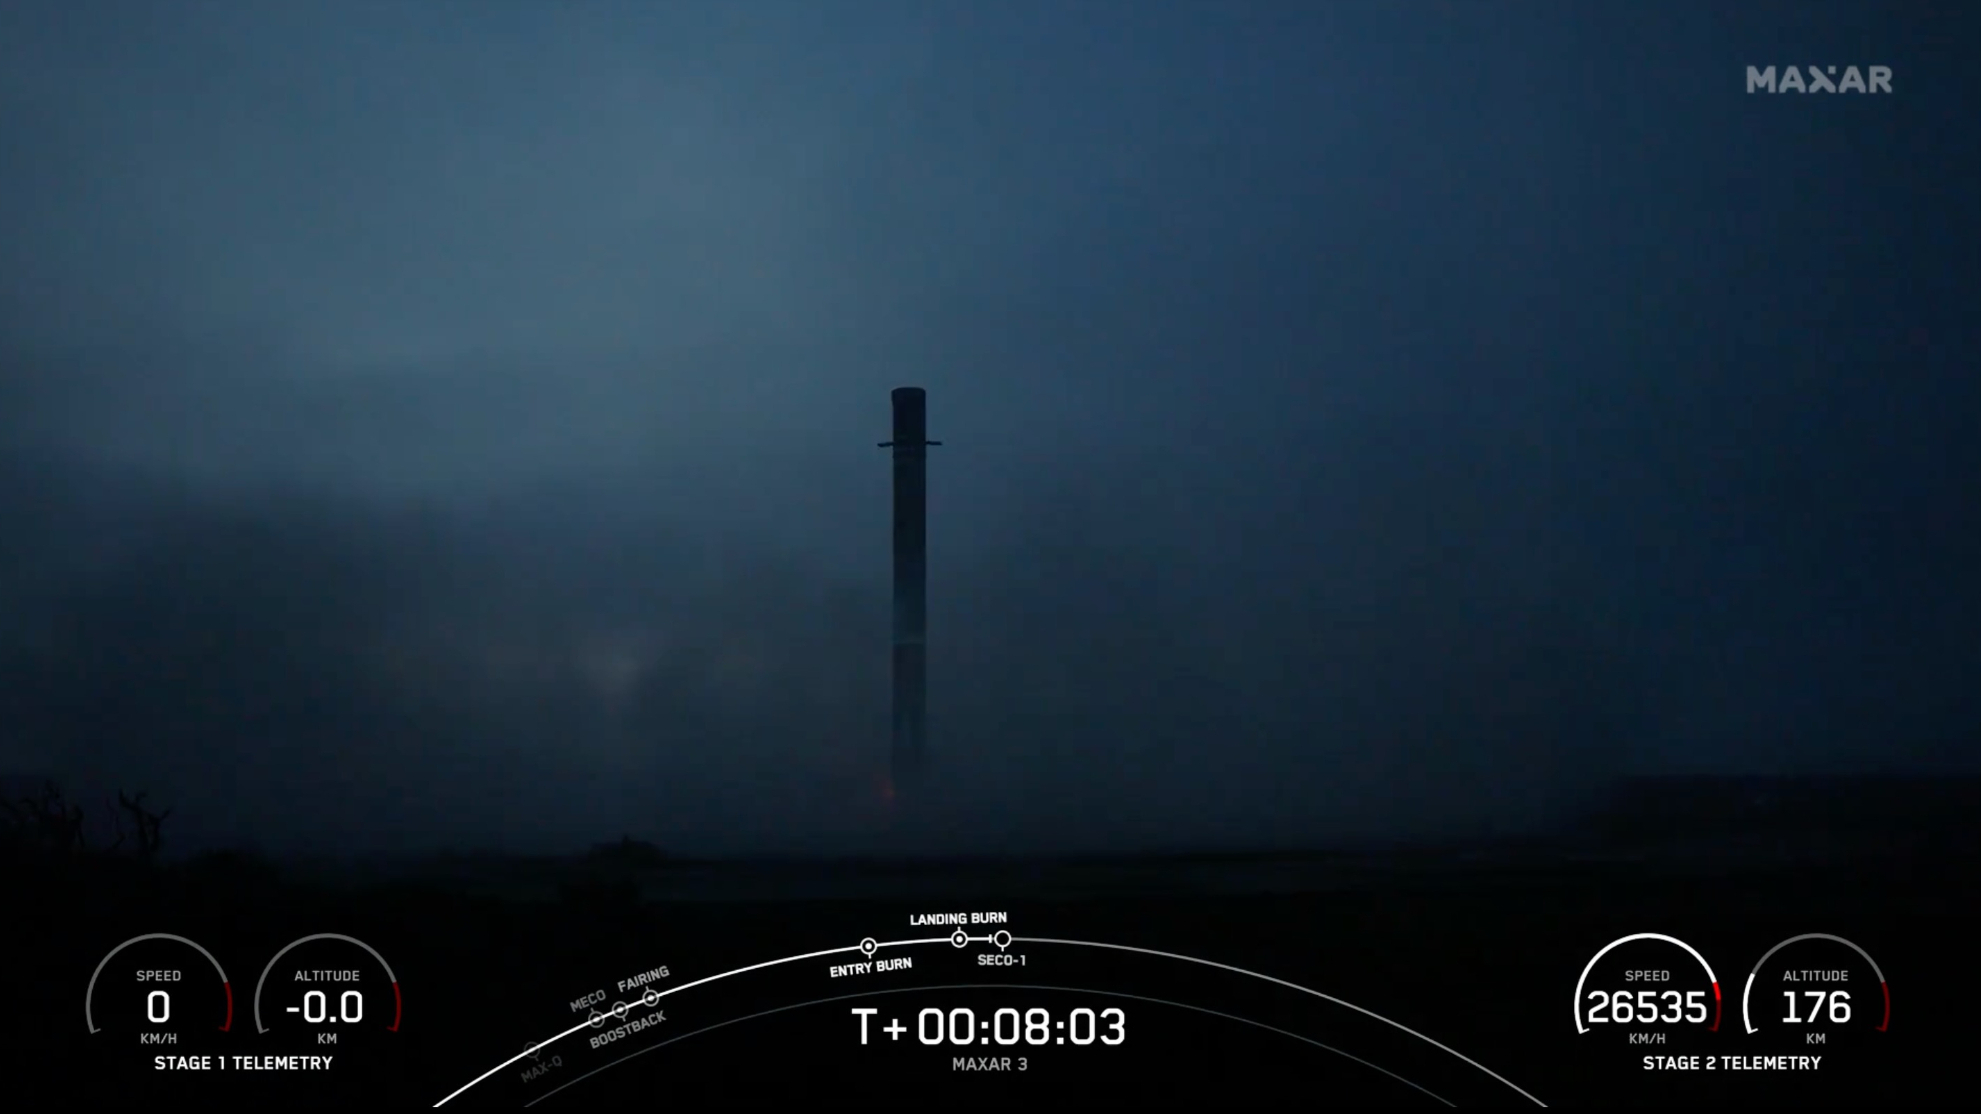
left=1573, top=933, right=1720, bottom=1052
left=85, top=933, right=233, bottom=1041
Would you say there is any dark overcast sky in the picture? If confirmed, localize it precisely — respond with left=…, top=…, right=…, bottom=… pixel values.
left=2, top=2, right=1975, bottom=857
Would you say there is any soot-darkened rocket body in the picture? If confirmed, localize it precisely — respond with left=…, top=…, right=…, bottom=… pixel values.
left=879, top=388, right=938, bottom=785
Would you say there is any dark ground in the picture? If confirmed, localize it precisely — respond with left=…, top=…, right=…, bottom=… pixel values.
left=12, top=776, right=1978, bottom=1109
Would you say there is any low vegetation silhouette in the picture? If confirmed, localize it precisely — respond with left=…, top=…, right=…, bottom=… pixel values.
left=1, top=782, right=171, bottom=862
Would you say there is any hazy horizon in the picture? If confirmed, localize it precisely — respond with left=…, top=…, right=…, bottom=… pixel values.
left=3, top=2, right=1975, bottom=858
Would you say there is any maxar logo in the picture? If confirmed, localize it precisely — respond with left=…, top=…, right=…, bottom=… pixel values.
left=1747, top=66, right=1892, bottom=94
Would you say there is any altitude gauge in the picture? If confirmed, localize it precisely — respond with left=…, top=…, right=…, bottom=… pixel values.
left=1573, top=933, right=1720, bottom=1052
left=252, top=933, right=401, bottom=1060
left=1741, top=934, right=1887, bottom=1052
left=86, top=933, right=234, bottom=1045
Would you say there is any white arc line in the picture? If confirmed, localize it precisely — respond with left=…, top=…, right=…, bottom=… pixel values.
left=434, top=940, right=909, bottom=1104
left=525, top=983, right=1457, bottom=1108
left=1017, top=937, right=1543, bottom=1106
left=1571, top=933, right=1718, bottom=1035
left=434, top=935, right=1542, bottom=1106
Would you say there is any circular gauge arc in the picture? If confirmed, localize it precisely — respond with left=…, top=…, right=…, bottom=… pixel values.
left=251, top=932, right=401, bottom=1032
left=1571, top=933, right=1720, bottom=1034
left=1739, top=933, right=1889, bottom=1033
left=84, top=933, right=232, bottom=1034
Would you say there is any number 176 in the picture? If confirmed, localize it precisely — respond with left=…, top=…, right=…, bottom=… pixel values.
left=1783, top=990, right=1850, bottom=1024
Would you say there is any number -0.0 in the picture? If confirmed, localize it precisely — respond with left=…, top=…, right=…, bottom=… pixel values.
left=300, top=990, right=363, bottom=1024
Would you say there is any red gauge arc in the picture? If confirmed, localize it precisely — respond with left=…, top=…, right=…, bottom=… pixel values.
left=84, top=933, right=233, bottom=1033
left=1572, top=932, right=1721, bottom=1034
left=251, top=933, right=401, bottom=1033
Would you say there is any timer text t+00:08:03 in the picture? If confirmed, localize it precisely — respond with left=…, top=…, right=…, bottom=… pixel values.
left=853, top=1007, right=1125, bottom=1046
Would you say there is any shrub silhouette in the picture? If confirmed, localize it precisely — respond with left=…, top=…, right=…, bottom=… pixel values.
left=0, top=782, right=171, bottom=863
left=115, top=790, right=172, bottom=858
left=0, top=782, right=88, bottom=857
